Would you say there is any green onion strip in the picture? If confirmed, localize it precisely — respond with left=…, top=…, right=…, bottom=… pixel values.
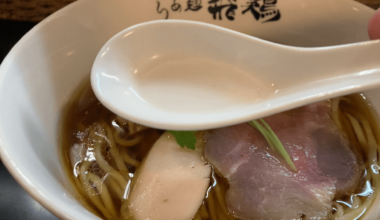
left=249, top=119, right=297, bottom=172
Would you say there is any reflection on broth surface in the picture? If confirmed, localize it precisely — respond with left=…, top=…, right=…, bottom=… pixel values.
left=60, top=78, right=380, bottom=220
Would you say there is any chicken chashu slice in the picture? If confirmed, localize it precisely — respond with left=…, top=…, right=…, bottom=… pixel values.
left=122, top=132, right=211, bottom=220
left=204, top=102, right=360, bottom=220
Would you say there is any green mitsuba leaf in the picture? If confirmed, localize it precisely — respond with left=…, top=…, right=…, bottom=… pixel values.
left=167, top=131, right=197, bottom=150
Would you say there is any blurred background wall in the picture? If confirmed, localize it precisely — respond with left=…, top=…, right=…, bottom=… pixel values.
left=0, top=0, right=75, bottom=22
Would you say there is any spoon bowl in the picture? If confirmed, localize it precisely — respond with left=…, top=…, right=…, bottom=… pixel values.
left=91, top=20, right=380, bottom=130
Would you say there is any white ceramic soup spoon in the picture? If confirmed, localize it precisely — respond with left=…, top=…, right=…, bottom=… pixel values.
left=91, top=20, right=380, bottom=131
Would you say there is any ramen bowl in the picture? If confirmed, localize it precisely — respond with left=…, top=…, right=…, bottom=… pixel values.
left=0, top=0, right=378, bottom=219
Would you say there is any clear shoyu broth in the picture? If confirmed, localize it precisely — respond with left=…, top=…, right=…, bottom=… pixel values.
left=60, top=78, right=380, bottom=220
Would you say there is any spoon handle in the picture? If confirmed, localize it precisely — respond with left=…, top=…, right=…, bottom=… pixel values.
left=272, top=40, right=380, bottom=88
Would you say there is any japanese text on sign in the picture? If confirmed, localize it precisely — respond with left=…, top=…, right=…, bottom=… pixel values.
left=156, top=0, right=281, bottom=22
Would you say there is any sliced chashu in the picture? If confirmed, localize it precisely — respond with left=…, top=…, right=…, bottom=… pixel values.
left=122, top=132, right=211, bottom=220
left=204, top=102, right=360, bottom=220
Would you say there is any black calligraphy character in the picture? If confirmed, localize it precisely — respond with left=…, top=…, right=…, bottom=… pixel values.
left=185, top=0, right=203, bottom=11
left=157, top=1, right=169, bottom=19
left=242, top=0, right=281, bottom=22
left=171, top=0, right=182, bottom=12
left=208, top=0, right=237, bottom=21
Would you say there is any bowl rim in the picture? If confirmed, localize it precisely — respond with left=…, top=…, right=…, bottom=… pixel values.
left=0, top=0, right=376, bottom=219
left=0, top=1, right=92, bottom=219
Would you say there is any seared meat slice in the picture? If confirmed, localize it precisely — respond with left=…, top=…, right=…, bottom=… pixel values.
left=204, top=102, right=360, bottom=220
